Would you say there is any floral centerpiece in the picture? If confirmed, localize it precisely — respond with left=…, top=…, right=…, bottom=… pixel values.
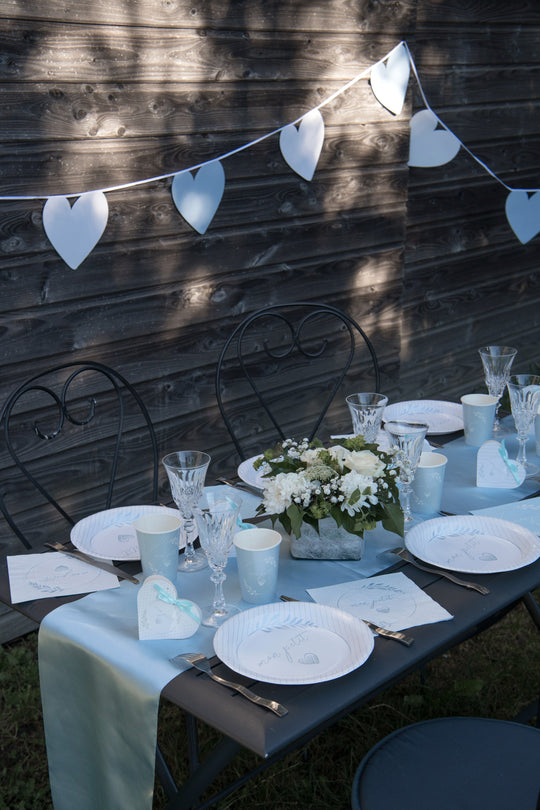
left=254, top=437, right=404, bottom=552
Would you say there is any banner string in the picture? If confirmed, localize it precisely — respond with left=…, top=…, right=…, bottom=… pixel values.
left=0, top=41, right=538, bottom=201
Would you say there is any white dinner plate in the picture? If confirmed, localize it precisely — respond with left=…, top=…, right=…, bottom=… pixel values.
left=405, top=515, right=540, bottom=574
left=213, top=601, right=374, bottom=685
left=71, top=504, right=185, bottom=561
left=70, top=486, right=261, bottom=561
left=383, top=400, right=463, bottom=434
left=237, top=455, right=270, bottom=490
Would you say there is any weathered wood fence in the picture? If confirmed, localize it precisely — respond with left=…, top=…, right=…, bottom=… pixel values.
left=1, top=0, right=539, bottom=639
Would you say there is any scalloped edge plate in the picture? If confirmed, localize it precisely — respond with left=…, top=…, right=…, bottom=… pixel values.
left=214, top=601, right=374, bottom=684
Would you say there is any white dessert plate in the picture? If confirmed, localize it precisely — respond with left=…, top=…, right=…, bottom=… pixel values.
left=405, top=515, right=540, bottom=574
left=213, top=601, right=374, bottom=685
left=71, top=504, right=184, bottom=561
left=383, top=400, right=463, bottom=434
left=237, top=455, right=270, bottom=489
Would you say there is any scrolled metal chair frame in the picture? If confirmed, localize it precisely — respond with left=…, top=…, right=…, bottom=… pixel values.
left=216, top=302, right=380, bottom=459
left=0, top=361, right=159, bottom=549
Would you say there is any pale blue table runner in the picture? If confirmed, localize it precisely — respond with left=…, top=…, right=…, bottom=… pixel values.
left=39, top=511, right=399, bottom=809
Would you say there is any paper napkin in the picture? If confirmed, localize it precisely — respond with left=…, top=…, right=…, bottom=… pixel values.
left=7, top=552, right=120, bottom=603
left=307, top=572, right=453, bottom=631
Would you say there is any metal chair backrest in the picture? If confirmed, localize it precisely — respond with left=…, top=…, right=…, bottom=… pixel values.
left=0, top=361, right=158, bottom=550
left=215, top=302, right=380, bottom=460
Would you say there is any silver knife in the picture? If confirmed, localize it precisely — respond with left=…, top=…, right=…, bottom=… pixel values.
left=45, top=542, right=139, bottom=584
left=279, top=595, right=414, bottom=646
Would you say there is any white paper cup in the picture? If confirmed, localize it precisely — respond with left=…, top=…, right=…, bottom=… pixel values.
left=411, top=452, right=448, bottom=515
left=233, top=528, right=281, bottom=604
left=134, top=512, right=182, bottom=583
left=460, top=394, right=498, bottom=446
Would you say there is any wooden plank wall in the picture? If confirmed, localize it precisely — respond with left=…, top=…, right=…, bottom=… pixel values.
left=0, top=0, right=539, bottom=638
left=402, top=0, right=540, bottom=398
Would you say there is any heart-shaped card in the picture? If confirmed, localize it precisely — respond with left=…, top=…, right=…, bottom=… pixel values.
left=279, top=108, right=325, bottom=181
left=43, top=191, right=109, bottom=269
left=408, top=109, right=461, bottom=167
left=370, top=42, right=410, bottom=115
left=476, top=440, right=526, bottom=489
left=137, top=575, right=202, bottom=640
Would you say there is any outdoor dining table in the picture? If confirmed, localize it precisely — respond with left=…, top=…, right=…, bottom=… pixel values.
left=1, top=424, right=540, bottom=810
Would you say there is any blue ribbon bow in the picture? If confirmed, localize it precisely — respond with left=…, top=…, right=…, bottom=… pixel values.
left=498, top=440, right=521, bottom=484
left=153, top=584, right=200, bottom=623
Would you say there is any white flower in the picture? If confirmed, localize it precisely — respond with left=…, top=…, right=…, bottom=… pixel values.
left=262, top=471, right=312, bottom=514
left=299, top=448, right=322, bottom=465
left=338, top=470, right=376, bottom=516
left=328, top=446, right=385, bottom=478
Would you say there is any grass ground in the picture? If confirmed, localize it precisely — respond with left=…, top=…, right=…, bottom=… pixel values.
left=1, top=592, right=539, bottom=810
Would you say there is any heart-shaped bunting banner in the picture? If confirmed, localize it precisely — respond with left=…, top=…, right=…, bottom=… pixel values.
left=43, top=191, right=109, bottom=269
left=279, top=108, right=325, bottom=181
left=370, top=42, right=410, bottom=116
left=505, top=190, right=540, bottom=244
left=408, top=109, right=461, bottom=167
left=172, top=160, right=225, bottom=234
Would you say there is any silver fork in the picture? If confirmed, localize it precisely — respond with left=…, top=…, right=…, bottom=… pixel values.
left=390, top=547, right=490, bottom=595
left=171, top=652, right=288, bottom=717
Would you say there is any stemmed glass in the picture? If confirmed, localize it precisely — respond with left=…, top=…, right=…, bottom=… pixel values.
left=506, top=375, right=540, bottom=477
left=195, top=492, right=242, bottom=627
left=384, top=420, right=429, bottom=522
left=478, top=346, right=517, bottom=433
left=346, top=393, right=388, bottom=442
left=162, top=451, right=210, bottom=572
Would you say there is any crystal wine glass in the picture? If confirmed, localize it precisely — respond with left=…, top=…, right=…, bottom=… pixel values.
left=506, top=375, right=540, bottom=477
left=195, top=492, right=242, bottom=627
left=478, top=346, right=517, bottom=433
left=162, top=450, right=210, bottom=572
left=384, top=420, right=429, bottom=522
left=346, top=393, right=389, bottom=442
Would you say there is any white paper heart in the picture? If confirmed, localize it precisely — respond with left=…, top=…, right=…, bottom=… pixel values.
left=137, top=575, right=202, bottom=640
left=505, top=190, right=540, bottom=244
left=408, top=109, right=461, bottom=167
left=43, top=191, right=109, bottom=269
left=370, top=43, right=410, bottom=116
left=476, top=440, right=526, bottom=488
left=279, top=108, right=325, bottom=181
left=171, top=160, right=225, bottom=234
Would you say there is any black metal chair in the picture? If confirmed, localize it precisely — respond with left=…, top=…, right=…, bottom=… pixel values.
left=215, top=302, right=380, bottom=460
left=0, top=360, right=159, bottom=551
left=351, top=716, right=540, bottom=810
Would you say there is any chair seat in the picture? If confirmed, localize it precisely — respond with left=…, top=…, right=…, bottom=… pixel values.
left=352, top=717, right=540, bottom=810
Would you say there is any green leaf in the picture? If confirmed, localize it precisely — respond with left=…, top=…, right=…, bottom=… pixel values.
left=286, top=503, right=304, bottom=538
left=382, top=501, right=404, bottom=537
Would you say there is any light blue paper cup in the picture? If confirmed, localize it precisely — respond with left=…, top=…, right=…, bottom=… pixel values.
left=460, top=394, right=498, bottom=446
left=233, top=528, right=281, bottom=604
left=411, top=452, right=448, bottom=515
left=134, top=512, right=182, bottom=583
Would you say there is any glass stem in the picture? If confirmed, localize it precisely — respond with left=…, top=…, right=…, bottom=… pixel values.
left=183, top=516, right=196, bottom=561
left=516, top=433, right=529, bottom=468
left=400, top=479, right=413, bottom=521
left=210, top=569, right=226, bottom=613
